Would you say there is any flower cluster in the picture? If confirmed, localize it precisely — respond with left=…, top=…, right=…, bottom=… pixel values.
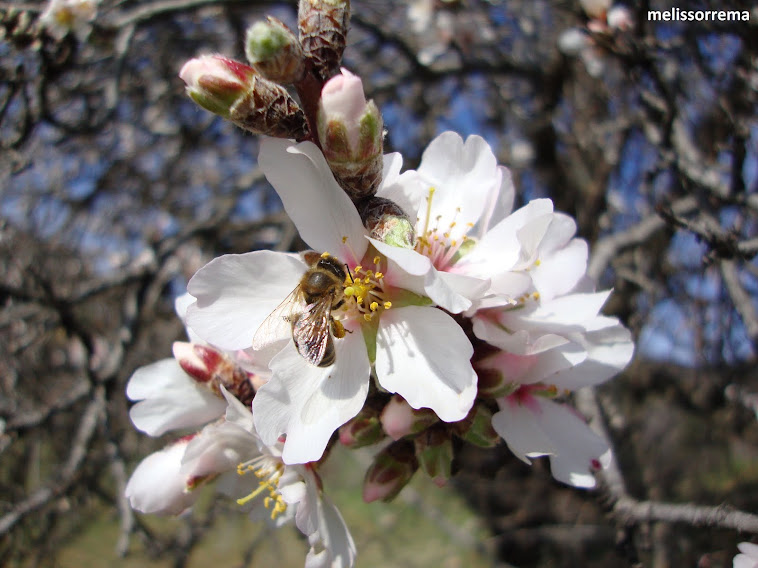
left=125, top=3, right=634, bottom=567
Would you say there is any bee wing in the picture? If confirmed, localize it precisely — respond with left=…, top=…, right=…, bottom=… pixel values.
left=252, top=287, right=304, bottom=351
left=292, top=299, right=334, bottom=367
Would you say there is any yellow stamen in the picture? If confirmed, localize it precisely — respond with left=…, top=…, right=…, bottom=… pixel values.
left=370, top=301, right=379, bottom=311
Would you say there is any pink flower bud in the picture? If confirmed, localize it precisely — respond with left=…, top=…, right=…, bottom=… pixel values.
left=320, top=69, right=369, bottom=151
left=362, top=440, right=418, bottom=503
left=339, top=406, right=385, bottom=448
left=179, top=55, right=256, bottom=117
left=607, top=6, right=633, bottom=31
left=172, top=342, right=256, bottom=406
left=380, top=396, right=438, bottom=440
left=317, top=68, right=384, bottom=199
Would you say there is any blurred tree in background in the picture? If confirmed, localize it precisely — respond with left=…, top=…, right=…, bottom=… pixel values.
left=1, top=0, right=758, bottom=566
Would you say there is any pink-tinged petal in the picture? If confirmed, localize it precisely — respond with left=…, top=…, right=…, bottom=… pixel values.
left=491, top=401, right=556, bottom=464
left=531, top=239, right=588, bottom=301
left=259, top=138, right=367, bottom=264
left=537, top=399, right=608, bottom=488
left=125, top=440, right=197, bottom=515
left=305, top=496, right=357, bottom=568
left=477, top=348, right=581, bottom=386
left=417, top=132, right=501, bottom=242
left=187, top=251, right=305, bottom=351
left=375, top=306, right=476, bottom=422
left=456, top=199, right=554, bottom=278
left=253, top=330, right=371, bottom=464
left=126, top=359, right=226, bottom=436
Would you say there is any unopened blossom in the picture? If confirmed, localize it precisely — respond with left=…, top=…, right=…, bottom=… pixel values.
left=39, top=0, right=97, bottom=41
left=318, top=69, right=384, bottom=199
left=735, top=542, right=758, bottom=568
left=187, top=137, right=478, bottom=464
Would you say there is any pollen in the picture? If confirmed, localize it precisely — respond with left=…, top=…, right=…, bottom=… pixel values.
left=236, top=457, right=288, bottom=520
left=341, top=258, right=392, bottom=322
left=415, top=186, right=475, bottom=271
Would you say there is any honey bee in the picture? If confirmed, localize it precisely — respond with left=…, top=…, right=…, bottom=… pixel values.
left=253, top=252, right=347, bottom=367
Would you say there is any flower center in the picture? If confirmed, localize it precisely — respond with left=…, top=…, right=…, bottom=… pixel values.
left=236, top=455, right=287, bottom=520
left=341, top=255, right=392, bottom=322
left=414, top=186, right=475, bottom=271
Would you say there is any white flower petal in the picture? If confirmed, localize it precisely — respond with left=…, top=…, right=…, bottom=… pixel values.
left=531, top=238, right=588, bottom=301
left=539, top=399, right=608, bottom=488
left=375, top=306, right=476, bottom=422
left=187, top=251, right=305, bottom=351
left=126, top=359, right=225, bottom=436
left=125, top=440, right=197, bottom=515
left=472, top=314, right=570, bottom=355
left=456, top=199, right=554, bottom=278
left=417, top=132, right=501, bottom=241
left=259, top=138, right=367, bottom=264
left=491, top=400, right=556, bottom=464
left=478, top=165, right=515, bottom=236
left=253, top=330, right=371, bottom=464
left=376, top=153, right=422, bottom=220
left=305, top=496, right=357, bottom=568
left=549, top=323, right=634, bottom=390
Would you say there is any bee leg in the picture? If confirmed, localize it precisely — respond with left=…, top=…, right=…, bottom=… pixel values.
left=331, top=318, right=348, bottom=338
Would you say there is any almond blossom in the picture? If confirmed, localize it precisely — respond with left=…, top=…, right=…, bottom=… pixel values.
left=39, top=0, right=98, bottom=41
left=474, top=283, right=634, bottom=487
left=127, top=388, right=356, bottom=568
left=186, top=137, right=478, bottom=465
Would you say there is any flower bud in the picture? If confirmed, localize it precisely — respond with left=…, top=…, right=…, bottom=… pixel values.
left=318, top=69, right=384, bottom=199
left=579, top=0, right=610, bottom=20
left=362, top=440, right=418, bottom=503
left=356, top=197, right=415, bottom=248
left=172, top=342, right=256, bottom=406
left=451, top=403, right=500, bottom=448
left=414, top=426, right=453, bottom=488
left=298, top=0, right=350, bottom=81
left=380, top=395, right=438, bottom=440
left=245, top=17, right=305, bottom=84
left=339, top=406, right=385, bottom=448
left=607, top=6, right=633, bottom=31
left=180, top=55, right=256, bottom=118
left=180, top=55, right=310, bottom=140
